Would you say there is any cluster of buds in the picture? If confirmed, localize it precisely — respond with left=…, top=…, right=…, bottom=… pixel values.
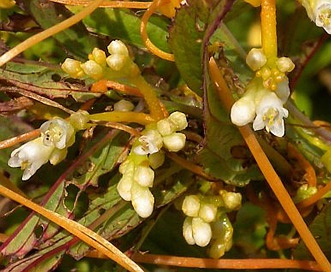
left=117, top=112, right=188, bottom=218
left=300, top=0, right=331, bottom=34
left=181, top=190, right=242, bottom=258
left=230, top=48, right=294, bottom=137
left=8, top=111, right=89, bottom=180
left=61, top=40, right=139, bottom=80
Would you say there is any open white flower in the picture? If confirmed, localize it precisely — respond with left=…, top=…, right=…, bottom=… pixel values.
left=40, top=118, right=75, bottom=150
left=253, top=91, right=288, bottom=137
left=8, top=137, right=54, bottom=180
left=133, top=129, right=163, bottom=155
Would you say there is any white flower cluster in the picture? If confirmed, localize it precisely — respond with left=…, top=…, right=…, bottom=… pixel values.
left=61, top=40, right=138, bottom=80
left=8, top=111, right=89, bottom=180
left=181, top=191, right=241, bottom=258
left=230, top=48, right=294, bottom=137
left=117, top=112, right=188, bottom=218
left=301, top=0, right=331, bottom=34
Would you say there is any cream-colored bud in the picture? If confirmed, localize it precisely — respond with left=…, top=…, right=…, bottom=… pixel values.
left=183, top=217, right=195, bottom=245
left=246, top=48, right=267, bottom=71
left=117, top=175, right=134, bottom=201
left=61, top=58, right=84, bottom=78
left=131, top=182, right=154, bottom=218
left=192, top=217, right=212, bottom=247
left=69, top=111, right=90, bottom=130
left=106, top=54, right=127, bottom=71
left=134, top=165, right=154, bottom=187
left=220, top=190, right=242, bottom=210
left=80, top=60, right=103, bottom=79
left=157, top=119, right=176, bottom=136
left=230, top=96, right=256, bottom=126
left=276, top=57, right=295, bottom=73
left=168, top=112, right=188, bottom=131
left=107, top=40, right=129, bottom=56
left=89, top=48, right=107, bottom=66
left=162, top=133, right=186, bottom=152
left=198, top=203, right=217, bottom=223
left=113, top=99, right=134, bottom=112
left=182, top=195, right=201, bottom=217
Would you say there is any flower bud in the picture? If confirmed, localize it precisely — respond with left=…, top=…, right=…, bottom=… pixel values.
left=117, top=175, right=134, bottom=201
left=61, top=58, right=84, bottom=78
left=192, top=217, right=212, bottom=247
left=80, top=60, right=104, bottom=79
left=182, top=195, right=201, bottom=217
left=230, top=96, right=256, bottom=126
left=220, top=190, right=242, bottom=211
left=162, top=133, right=186, bottom=152
left=199, top=203, right=217, bottom=223
left=89, top=48, right=107, bottom=66
left=246, top=48, right=267, bottom=71
left=131, top=182, right=154, bottom=218
left=276, top=57, right=295, bottom=73
left=113, top=99, right=134, bottom=112
left=157, top=119, right=176, bottom=136
left=69, top=110, right=90, bottom=130
left=149, top=151, right=165, bottom=169
left=107, top=40, right=129, bottom=56
left=168, top=111, right=188, bottom=131
left=134, top=165, right=154, bottom=187
left=106, top=54, right=127, bottom=71
left=183, top=217, right=195, bottom=245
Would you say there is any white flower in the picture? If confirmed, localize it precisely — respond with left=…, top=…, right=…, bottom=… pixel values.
left=315, top=1, right=331, bottom=34
left=198, top=203, right=217, bottom=223
left=167, top=111, right=188, bottom=131
left=8, top=137, right=54, bottom=180
left=162, top=133, right=186, bottom=152
left=253, top=91, right=288, bottom=137
left=40, top=118, right=75, bottom=150
left=107, top=40, right=129, bottom=56
left=133, top=130, right=163, bottom=155
left=183, top=217, right=195, bottom=245
left=192, top=217, right=212, bottom=247
left=182, top=195, right=201, bottom=217
left=133, top=165, right=155, bottom=187
left=131, top=182, right=154, bottom=218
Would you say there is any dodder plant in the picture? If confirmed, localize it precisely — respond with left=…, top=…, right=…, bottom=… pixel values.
left=0, top=0, right=331, bottom=271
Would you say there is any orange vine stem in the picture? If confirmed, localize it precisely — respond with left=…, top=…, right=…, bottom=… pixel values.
left=90, top=111, right=156, bottom=125
left=208, top=57, right=331, bottom=272
left=50, top=0, right=152, bottom=9
left=0, top=0, right=104, bottom=67
left=140, top=0, right=175, bottom=62
left=297, top=180, right=331, bottom=209
left=0, top=185, right=144, bottom=272
left=103, top=122, right=140, bottom=136
left=131, top=253, right=322, bottom=271
left=0, top=129, right=40, bottom=150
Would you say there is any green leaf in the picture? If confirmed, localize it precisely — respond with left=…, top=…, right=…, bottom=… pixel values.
left=83, top=8, right=170, bottom=52
left=21, top=0, right=100, bottom=60
left=293, top=202, right=331, bottom=260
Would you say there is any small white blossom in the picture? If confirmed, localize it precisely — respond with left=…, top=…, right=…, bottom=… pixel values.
left=8, top=137, right=54, bottom=180
left=61, top=58, right=84, bottom=78
left=134, top=165, right=155, bottom=187
left=230, top=95, right=256, bottom=126
left=198, top=203, right=218, bottom=223
left=253, top=91, right=288, bottom=137
left=276, top=57, right=295, bottom=73
left=182, top=195, right=201, bottom=217
left=168, top=111, right=188, bottom=131
left=89, top=48, right=107, bottom=66
left=113, top=99, right=135, bottom=112
left=107, top=40, right=129, bottom=56
left=133, top=130, right=163, bottom=155
left=40, top=118, right=75, bottom=150
left=183, top=217, right=195, bottom=245
left=80, top=60, right=103, bottom=79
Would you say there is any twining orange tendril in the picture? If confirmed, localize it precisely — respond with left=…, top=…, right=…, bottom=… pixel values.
left=140, top=0, right=175, bottom=62
left=131, top=253, right=322, bottom=271
left=208, top=57, right=331, bottom=272
left=0, top=0, right=104, bottom=67
left=288, top=143, right=317, bottom=187
left=167, top=152, right=216, bottom=181
left=0, top=129, right=40, bottom=150
left=0, top=185, right=144, bottom=272
left=50, top=0, right=152, bottom=9
left=103, top=122, right=140, bottom=136
left=91, top=80, right=142, bottom=97
left=297, top=181, right=331, bottom=209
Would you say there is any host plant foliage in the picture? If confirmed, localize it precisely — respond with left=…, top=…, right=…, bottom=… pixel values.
left=1, top=0, right=331, bottom=271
